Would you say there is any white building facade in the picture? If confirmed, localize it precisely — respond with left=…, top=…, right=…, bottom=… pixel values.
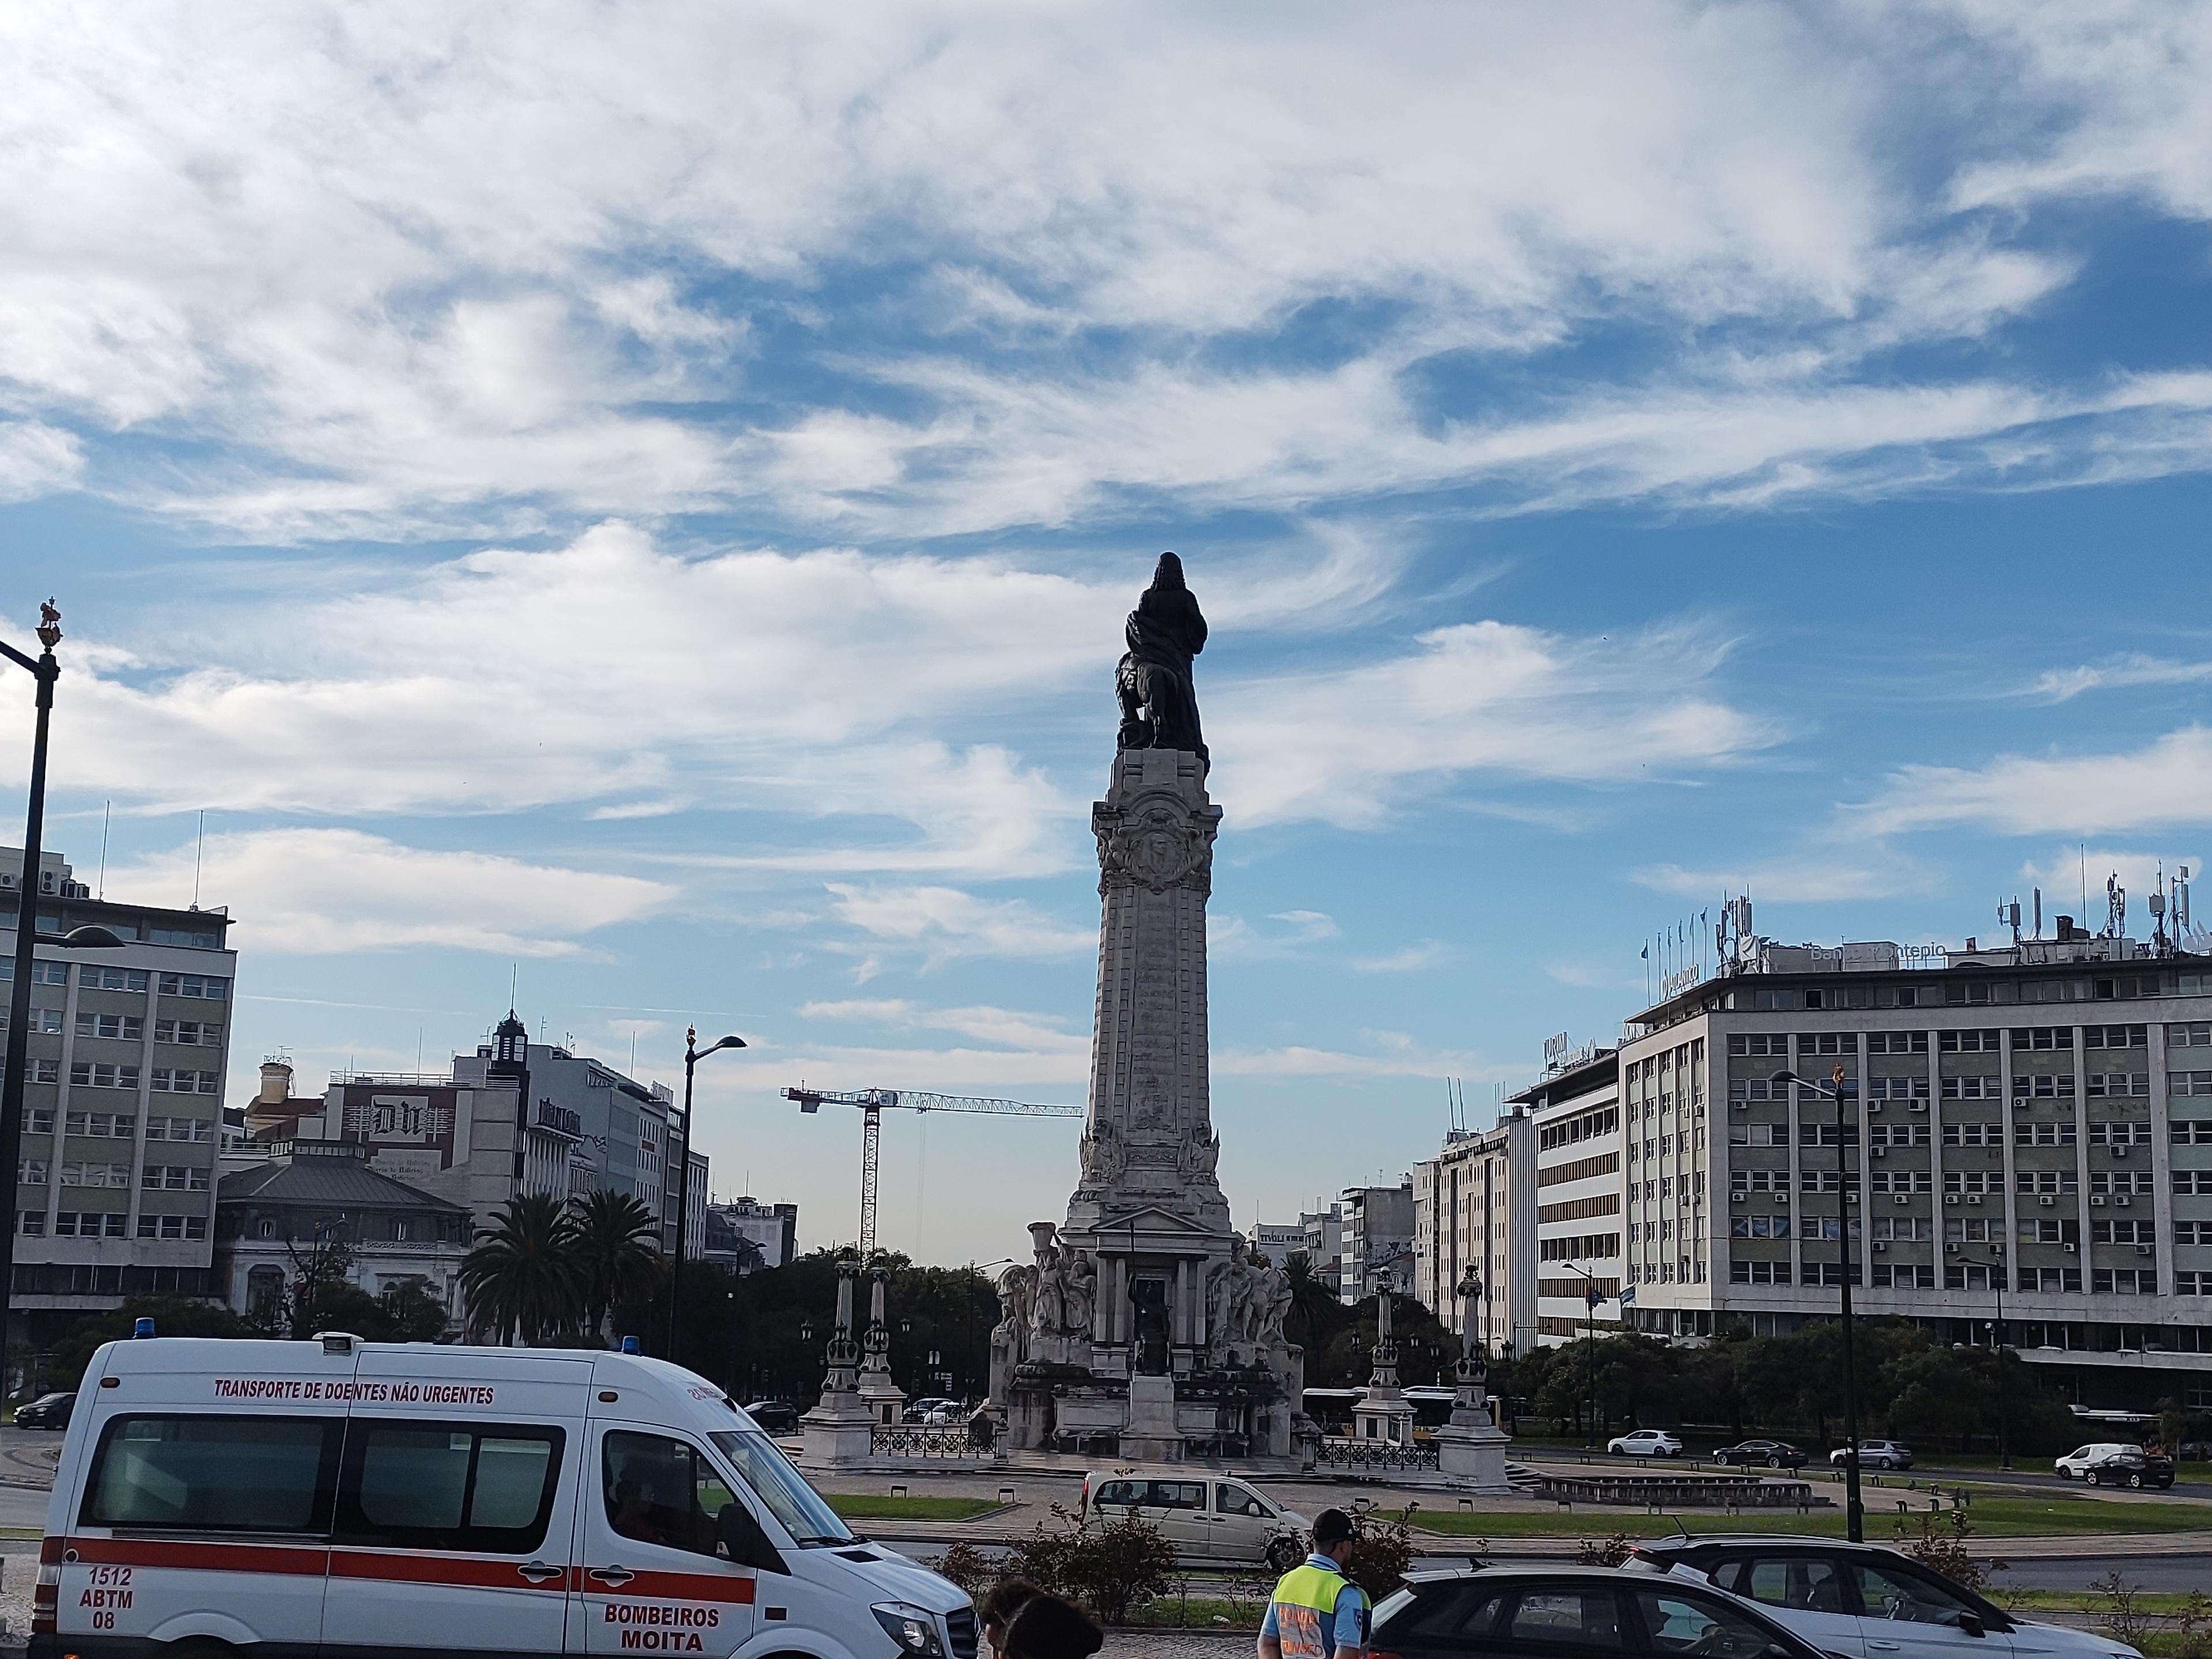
left=1413, top=1114, right=1536, bottom=1354
left=1506, top=1047, right=1625, bottom=1350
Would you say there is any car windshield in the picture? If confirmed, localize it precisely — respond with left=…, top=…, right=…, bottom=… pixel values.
left=709, top=1429, right=854, bottom=1547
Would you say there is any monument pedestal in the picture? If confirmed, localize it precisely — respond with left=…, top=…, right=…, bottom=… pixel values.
left=856, top=1369, right=906, bottom=1427
left=799, top=1391, right=876, bottom=1467
left=1120, top=1373, right=1183, bottom=1463
left=1435, top=1414, right=1514, bottom=1492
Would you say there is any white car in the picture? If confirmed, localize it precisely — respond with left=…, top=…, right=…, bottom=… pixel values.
left=1082, top=1469, right=1310, bottom=1570
left=1608, top=1428, right=1684, bottom=1457
left=2055, top=1441, right=2141, bottom=1479
left=1628, top=1536, right=2143, bottom=1659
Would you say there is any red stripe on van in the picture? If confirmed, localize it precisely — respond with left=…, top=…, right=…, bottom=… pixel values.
left=330, top=1549, right=574, bottom=1592
left=586, top=1567, right=756, bottom=1604
left=67, top=1536, right=330, bottom=1578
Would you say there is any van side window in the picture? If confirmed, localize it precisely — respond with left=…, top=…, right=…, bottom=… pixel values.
left=1217, top=1484, right=1272, bottom=1517
left=604, top=1431, right=728, bottom=1559
left=1094, top=1480, right=1141, bottom=1506
left=1147, top=1480, right=1205, bottom=1510
left=338, top=1422, right=564, bottom=1554
left=84, top=1415, right=339, bottom=1533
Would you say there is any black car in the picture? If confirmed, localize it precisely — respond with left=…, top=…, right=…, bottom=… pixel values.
left=1371, top=1566, right=1826, bottom=1659
left=2084, top=1448, right=2175, bottom=1490
left=1707, top=1438, right=1807, bottom=1469
left=11, top=1391, right=73, bottom=1430
left=743, top=1399, right=800, bottom=1433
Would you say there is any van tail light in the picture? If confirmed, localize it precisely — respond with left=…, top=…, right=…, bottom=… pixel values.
left=33, top=1536, right=60, bottom=1635
left=1078, top=1479, right=1089, bottom=1518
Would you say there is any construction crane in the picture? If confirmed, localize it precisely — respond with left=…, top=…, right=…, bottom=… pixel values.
left=785, top=1085, right=1081, bottom=1259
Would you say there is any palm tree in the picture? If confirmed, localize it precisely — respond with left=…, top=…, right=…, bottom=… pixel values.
left=460, top=1193, right=581, bottom=1346
left=1282, top=1248, right=1342, bottom=1354
left=569, top=1188, right=664, bottom=1342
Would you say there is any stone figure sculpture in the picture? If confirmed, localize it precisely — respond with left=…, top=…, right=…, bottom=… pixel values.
left=1027, top=1222, right=1070, bottom=1336
left=1061, top=1241, right=1097, bottom=1336
left=1115, top=552, right=1208, bottom=763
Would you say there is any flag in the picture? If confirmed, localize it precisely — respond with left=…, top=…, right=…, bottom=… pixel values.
left=1620, top=1285, right=1637, bottom=1307
left=1641, top=944, right=1649, bottom=960
left=1586, top=1282, right=1600, bottom=1309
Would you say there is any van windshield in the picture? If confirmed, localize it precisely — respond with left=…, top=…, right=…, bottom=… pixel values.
left=709, top=1430, right=853, bottom=1547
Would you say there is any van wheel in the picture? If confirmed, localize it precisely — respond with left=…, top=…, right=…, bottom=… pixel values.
left=1267, top=1536, right=1303, bottom=1573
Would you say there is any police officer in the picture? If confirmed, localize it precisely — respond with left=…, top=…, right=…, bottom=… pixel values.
left=1257, top=1507, right=1369, bottom=1659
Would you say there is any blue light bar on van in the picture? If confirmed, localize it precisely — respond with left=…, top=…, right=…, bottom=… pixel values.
left=620, top=1335, right=642, bottom=1354
left=132, top=1317, right=154, bottom=1339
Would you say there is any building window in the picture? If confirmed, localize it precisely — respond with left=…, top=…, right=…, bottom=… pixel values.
left=156, top=974, right=230, bottom=1000
left=74, top=1013, right=144, bottom=1042
left=79, top=968, right=149, bottom=993
left=69, top=1063, right=142, bottom=1091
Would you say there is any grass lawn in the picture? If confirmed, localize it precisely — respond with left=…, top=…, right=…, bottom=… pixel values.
left=1999, top=1592, right=2199, bottom=1615
left=1395, top=1492, right=2212, bottom=1539
left=1122, top=1596, right=1267, bottom=1631
left=824, top=1494, right=1003, bottom=1522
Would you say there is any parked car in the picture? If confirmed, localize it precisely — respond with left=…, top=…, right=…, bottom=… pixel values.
left=902, top=1395, right=956, bottom=1423
left=1707, top=1438, right=1807, bottom=1469
left=1626, top=1535, right=2143, bottom=1659
left=1608, top=1429, right=1684, bottom=1458
left=742, top=1397, right=800, bottom=1433
left=10, top=1390, right=72, bottom=1430
left=1370, top=1566, right=1827, bottom=1659
left=1828, top=1438, right=1914, bottom=1471
left=2055, top=1441, right=2141, bottom=1480
left=1081, top=1468, right=1308, bottom=1570
left=2081, top=1448, right=2175, bottom=1490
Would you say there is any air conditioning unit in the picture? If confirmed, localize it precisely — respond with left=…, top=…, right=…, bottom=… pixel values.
left=1873, top=1241, right=1888, bottom=1253
left=2137, top=1244, right=2153, bottom=1257
left=2065, top=1243, right=2077, bottom=1254
left=1974, top=1193, right=1990, bottom=1205
left=1911, top=1102, right=1929, bottom=1113
left=1775, top=1191, right=1790, bottom=1206
left=2040, top=1195, right=2055, bottom=1207
left=1945, top=1243, right=1961, bottom=1255
left=1731, top=1100, right=1748, bottom=1112
left=1873, top=1146, right=1888, bottom=1158
left=2114, top=1143, right=2132, bottom=1157
left=1730, top=1190, right=1748, bottom=1205
left=1888, top=1193, right=1906, bottom=1206
left=2091, top=1195, right=2107, bottom=1207
left=2012, top=1097, right=2030, bottom=1112
left=1944, top=1193, right=1960, bottom=1205
left=2118, top=1195, right=2134, bottom=1207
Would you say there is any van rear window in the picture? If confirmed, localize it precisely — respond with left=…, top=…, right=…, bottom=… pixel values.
left=84, top=1415, right=339, bottom=1533
left=339, top=1421, right=564, bottom=1554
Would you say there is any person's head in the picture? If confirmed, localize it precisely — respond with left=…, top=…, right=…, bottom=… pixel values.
left=1153, top=551, right=1185, bottom=590
left=980, top=1578, right=1042, bottom=1653
left=1000, top=1592, right=1104, bottom=1659
left=1312, top=1506, right=1358, bottom=1564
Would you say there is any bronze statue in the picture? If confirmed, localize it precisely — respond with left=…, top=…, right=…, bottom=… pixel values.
left=1116, top=552, right=1207, bottom=764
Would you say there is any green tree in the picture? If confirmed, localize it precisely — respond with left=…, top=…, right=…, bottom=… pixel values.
left=46, top=1297, right=251, bottom=1391
left=1281, top=1249, right=1344, bottom=1357
left=569, top=1189, right=664, bottom=1342
left=460, top=1192, right=582, bottom=1344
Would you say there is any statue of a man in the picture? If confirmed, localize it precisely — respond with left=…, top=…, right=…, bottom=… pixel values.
left=1027, top=1225, right=1069, bottom=1333
left=1061, top=1242, right=1097, bottom=1336
left=1116, top=552, right=1209, bottom=763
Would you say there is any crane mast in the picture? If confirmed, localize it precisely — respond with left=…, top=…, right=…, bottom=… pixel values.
left=785, top=1085, right=1080, bottom=1257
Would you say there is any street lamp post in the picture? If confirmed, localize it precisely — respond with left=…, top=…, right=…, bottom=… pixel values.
left=1559, top=1260, right=1600, bottom=1445
left=667, top=1025, right=747, bottom=1362
left=1964, top=1251, right=2011, bottom=1470
left=1774, top=1065, right=1865, bottom=1541
left=0, top=605, right=128, bottom=1399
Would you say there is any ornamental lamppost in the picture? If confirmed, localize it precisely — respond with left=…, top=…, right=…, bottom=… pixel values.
left=1774, top=1064, right=1866, bottom=1541
left=666, top=1025, right=745, bottom=1361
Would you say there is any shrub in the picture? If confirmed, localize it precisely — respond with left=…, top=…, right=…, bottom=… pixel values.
left=1003, top=1504, right=1176, bottom=1625
left=1889, top=1509, right=2005, bottom=1593
left=1341, top=1519, right=1415, bottom=1600
left=935, top=1539, right=996, bottom=1601
left=1576, top=1532, right=1635, bottom=1569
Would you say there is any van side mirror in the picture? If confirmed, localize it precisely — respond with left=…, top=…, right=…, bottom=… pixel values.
left=1956, top=1614, right=1984, bottom=1638
left=717, top=1502, right=785, bottom=1574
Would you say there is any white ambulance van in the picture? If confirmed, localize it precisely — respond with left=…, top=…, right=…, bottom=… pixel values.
left=31, top=1334, right=975, bottom=1659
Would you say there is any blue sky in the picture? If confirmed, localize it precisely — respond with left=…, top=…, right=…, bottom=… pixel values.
left=5, top=2, right=2212, bottom=1266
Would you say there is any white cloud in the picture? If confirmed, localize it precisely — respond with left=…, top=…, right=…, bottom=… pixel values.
left=1213, top=619, right=1777, bottom=828
left=1210, top=909, right=1340, bottom=961
left=1632, top=856, right=1927, bottom=904
left=105, top=828, right=673, bottom=956
left=1352, top=940, right=1452, bottom=974
left=823, top=884, right=1093, bottom=964
left=800, top=998, right=1086, bottom=1056
left=0, top=3, right=2194, bottom=537
left=2025, top=653, right=2212, bottom=703
left=1855, top=726, right=2212, bottom=838
left=0, top=422, right=82, bottom=501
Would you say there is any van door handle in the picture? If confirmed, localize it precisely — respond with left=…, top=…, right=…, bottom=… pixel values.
left=1870, top=1642, right=1902, bottom=1650
left=589, top=1566, right=635, bottom=1586
left=517, top=1562, right=564, bottom=1584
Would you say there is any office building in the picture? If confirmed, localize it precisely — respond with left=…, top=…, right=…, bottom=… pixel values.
left=707, top=1196, right=798, bottom=1271
left=1301, top=1202, right=1343, bottom=1294
left=1509, top=1046, right=1624, bottom=1348
left=1619, top=899, right=2212, bottom=1407
left=1412, top=1113, right=1536, bottom=1353
left=2, top=847, right=237, bottom=1351
left=1250, top=1221, right=1308, bottom=1266
left=1339, top=1181, right=1416, bottom=1301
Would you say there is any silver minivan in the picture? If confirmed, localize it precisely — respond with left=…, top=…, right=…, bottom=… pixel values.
left=1081, top=1469, right=1309, bottom=1569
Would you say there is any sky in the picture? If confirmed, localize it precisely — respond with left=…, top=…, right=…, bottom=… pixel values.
left=4, top=1, right=2212, bottom=1266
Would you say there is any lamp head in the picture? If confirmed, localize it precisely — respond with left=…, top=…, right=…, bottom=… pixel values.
left=1769, top=1069, right=1801, bottom=1087
left=710, top=1035, right=747, bottom=1053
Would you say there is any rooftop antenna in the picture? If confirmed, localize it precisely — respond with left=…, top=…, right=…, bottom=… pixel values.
left=2033, top=888, right=2043, bottom=941
left=2150, top=863, right=2169, bottom=954
left=1997, top=896, right=2021, bottom=946
left=2105, top=873, right=2126, bottom=940
left=2081, top=844, right=2088, bottom=925
left=96, top=800, right=110, bottom=900
left=191, top=809, right=205, bottom=909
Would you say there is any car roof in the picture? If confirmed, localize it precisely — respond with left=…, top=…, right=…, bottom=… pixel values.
left=1406, top=1566, right=1765, bottom=1588
left=1635, top=1535, right=1908, bottom=1556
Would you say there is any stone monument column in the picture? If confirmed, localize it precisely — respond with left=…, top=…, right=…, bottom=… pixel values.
left=1434, top=1266, right=1513, bottom=1491
left=801, top=1253, right=875, bottom=1466
left=856, top=1262, right=907, bottom=1426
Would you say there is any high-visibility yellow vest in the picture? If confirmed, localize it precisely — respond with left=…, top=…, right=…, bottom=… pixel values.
left=1269, top=1560, right=1369, bottom=1658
